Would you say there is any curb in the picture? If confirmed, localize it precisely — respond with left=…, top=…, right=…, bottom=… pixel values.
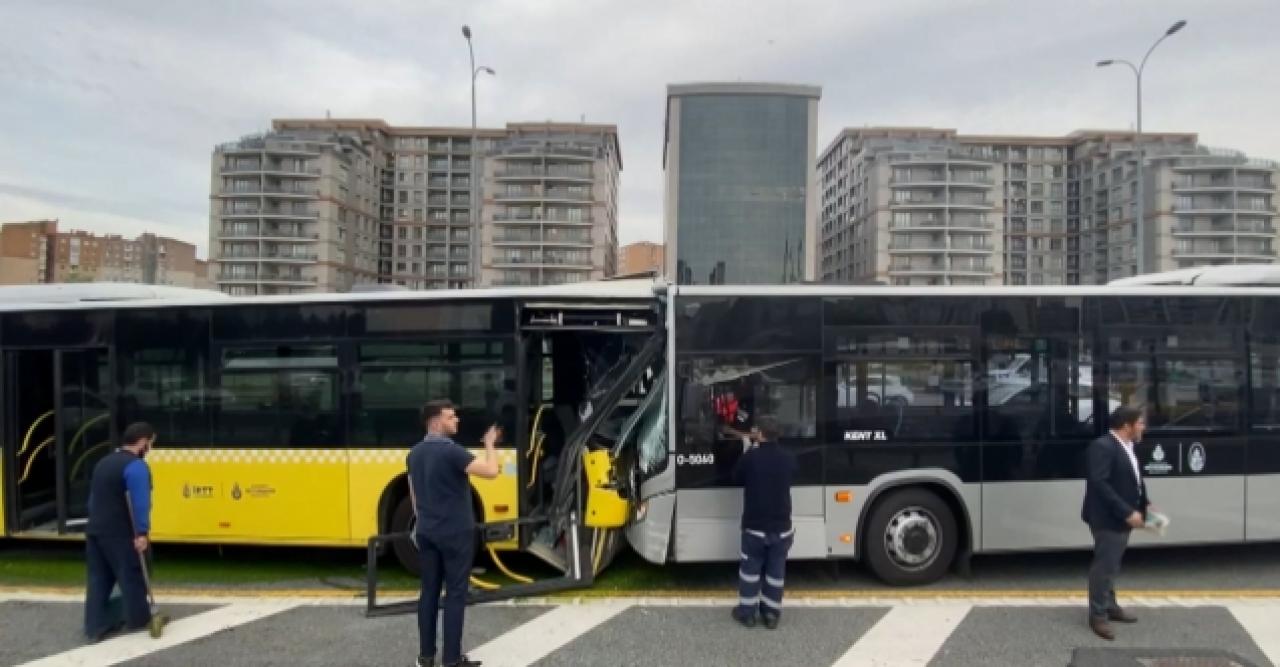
left=7, top=584, right=1280, bottom=600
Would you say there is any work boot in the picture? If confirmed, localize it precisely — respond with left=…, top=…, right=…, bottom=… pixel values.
left=1107, top=608, right=1137, bottom=623
left=762, top=614, right=780, bottom=630
left=732, top=609, right=757, bottom=628
left=1089, top=617, right=1115, bottom=641
left=443, top=657, right=482, bottom=667
left=415, top=657, right=435, bottom=667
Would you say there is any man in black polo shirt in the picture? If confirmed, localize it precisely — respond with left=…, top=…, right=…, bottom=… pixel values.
left=730, top=417, right=796, bottom=630
left=407, top=400, right=501, bottom=667
left=83, top=422, right=158, bottom=643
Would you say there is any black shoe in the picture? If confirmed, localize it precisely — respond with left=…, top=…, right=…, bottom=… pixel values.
left=415, top=657, right=435, bottom=667
left=1108, top=608, right=1137, bottom=624
left=443, top=657, right=482, bottom=667
left=762, top=614, right=780, bottom=630
left=732, top=609, right=757, bottom=628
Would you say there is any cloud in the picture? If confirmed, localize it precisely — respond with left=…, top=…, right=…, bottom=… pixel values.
left=1, top=0, right=1277, bottom=256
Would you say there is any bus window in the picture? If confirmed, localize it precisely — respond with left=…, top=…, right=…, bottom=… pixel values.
left=1251, top=335, right=1280, bottom=430
left=117, top=309, right=212, bottom=447
left=1108, top=332, right=1240, bottom=431
left=825, top=330, right=976, bottom=442
left=351, top=341, right=513, bottom=448
left=213, top=345, right=340, bottom=447
left=984, top=337, right=1095, bottom=441
left=677, top=356, right=817, bottom=485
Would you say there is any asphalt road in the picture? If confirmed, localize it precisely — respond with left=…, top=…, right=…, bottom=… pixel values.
left=1, top=594, right=1277, bottom=667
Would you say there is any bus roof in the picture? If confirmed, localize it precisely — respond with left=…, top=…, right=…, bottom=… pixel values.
left=1107, top=264, right=1280, bottom=286
left=8, top=276, right=1280, bottom=316
left=0, top=279, right=664, bottom=314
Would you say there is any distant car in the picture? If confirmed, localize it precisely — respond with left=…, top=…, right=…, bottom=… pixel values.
left=838, top=374, right=915, bottom=407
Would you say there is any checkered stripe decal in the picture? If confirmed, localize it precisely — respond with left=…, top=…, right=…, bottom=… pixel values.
left=148, top=448, right=517, bottom=465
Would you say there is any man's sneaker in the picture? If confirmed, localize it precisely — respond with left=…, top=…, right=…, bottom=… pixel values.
left=443, top=657, right=482, bottom=667
left=762, top=614, right=780, bottom=630
left=415, top=656, right=434, bottom=667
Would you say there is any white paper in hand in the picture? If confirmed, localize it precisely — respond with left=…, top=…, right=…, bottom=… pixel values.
left=1144, top=511, right=1171, bottom=536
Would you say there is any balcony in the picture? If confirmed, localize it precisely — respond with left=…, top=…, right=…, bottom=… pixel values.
left=217, top=139, right=320, bottom=157
left=491, top=255, right=593, bottom=269
left=493, top=232, right=593, bottom=246
left=219, top=227, right=319, bottom=241
left=1173, top=202, right=1277, bottom=215
left=1173, top=248, right=1275, bottom=261
left=220, top=206, right=318, bottom=220
left=218, top=250, right=318, bottom=263
left=492, top=213, right=592, bottom=224
left=1174, top=223, right=1276, bottom=237
left=217, top=272, right=259, bottom=282
left=219, top=185, right=319, bottom=199
left=495, top=188, right=593, bottom=202
left=494, top=167, right=593, bottom=181
left=889, top=174, right=947, bottom=186
left=220, top=164, right=322, bottom=177
left=258, top=274, right=318, bottom=286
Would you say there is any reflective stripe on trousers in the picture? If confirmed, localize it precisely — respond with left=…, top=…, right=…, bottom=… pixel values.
left=734, top=528, right=794, bottom=620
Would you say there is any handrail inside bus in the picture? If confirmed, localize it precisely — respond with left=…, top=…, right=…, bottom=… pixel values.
left=67, top=413, right=109, bottom=455
left=18, top=436, right=54, bottom=484
left=70, top=440, right=112, bottom=480
left=18, top=411, right=53, bottom=457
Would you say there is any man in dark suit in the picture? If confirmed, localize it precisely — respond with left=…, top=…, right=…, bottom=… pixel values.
left=1081, top=406, right=1151, bottom=641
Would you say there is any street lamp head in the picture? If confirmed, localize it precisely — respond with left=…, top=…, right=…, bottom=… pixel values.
left=1166, top=20, right=1187, bottom=36
left=1096, top=59, right=1114, bottom=67
left=461, top=25, right=472, bottom=39
left=480, top=66, right=495, bottom=76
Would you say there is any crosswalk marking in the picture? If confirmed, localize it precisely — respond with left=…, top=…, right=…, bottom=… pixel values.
left=1229, top=604, right=1280, bottom=665
left=467, top=599, right=633, bottom=667
left=14, top=600, right=299, bottom=667
left=829, top=603, right=971, bottom=667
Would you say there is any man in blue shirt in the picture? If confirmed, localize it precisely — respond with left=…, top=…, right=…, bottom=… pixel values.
left=83, top=422, right=157, bottom=643
left=408, top=400, right=501, bottom=667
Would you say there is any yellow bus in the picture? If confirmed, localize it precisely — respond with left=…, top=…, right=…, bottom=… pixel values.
left=0, top=281, right=663, bottom=595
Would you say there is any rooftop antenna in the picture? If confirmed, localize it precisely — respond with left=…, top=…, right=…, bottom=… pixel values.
left=326, top=109, right=331, bottom=119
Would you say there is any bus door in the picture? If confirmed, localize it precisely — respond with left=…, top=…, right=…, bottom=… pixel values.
left=459, top=300, right=660, bottom=602
left=4, top=347, right=114, bottom=535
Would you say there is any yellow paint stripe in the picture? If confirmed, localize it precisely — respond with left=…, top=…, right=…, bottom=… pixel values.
left=5, top=584, right=1280, bottom=600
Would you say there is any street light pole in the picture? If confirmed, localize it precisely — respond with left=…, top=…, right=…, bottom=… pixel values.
left=1097, top=19, right=1186, bottom=277
left=462, top=25, right=494, bottom=288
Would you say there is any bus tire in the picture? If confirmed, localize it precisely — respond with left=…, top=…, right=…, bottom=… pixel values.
left=863, top=487, right=957, bottom=586
left=390, top=496, right=421, bottom=578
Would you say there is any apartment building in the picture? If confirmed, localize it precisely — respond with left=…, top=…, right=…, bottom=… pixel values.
left=0, top=220, right=207, bottom=288
left=482, top=122, right=621, bottom=286
left=618, top=241, right=664, bottom=276
left=819, top=127, right=1278, bottom=285
left=0, top=220, right=57, bottom=284
left=209, top=119, right=621, bottom=295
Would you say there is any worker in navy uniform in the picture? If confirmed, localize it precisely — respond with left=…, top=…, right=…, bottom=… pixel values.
left=83, top=422, right=158, bottom=643
left=1081, top=406, right=1153, bottom=641
left=408, top=400, right=501, bottom=667
left=730, top=417, right=797, bottom=630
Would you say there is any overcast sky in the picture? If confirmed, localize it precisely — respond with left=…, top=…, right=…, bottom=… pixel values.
left=1, top=0, right=1277, bottom=258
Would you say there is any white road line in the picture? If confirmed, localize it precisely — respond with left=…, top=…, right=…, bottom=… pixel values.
left=829, top=603, right=971, bottom=667
left=1229, top=604, right=1280, bottom=665
left=467, top=599, right=633, bottom=667
left=15, top=600, right=299, bottom=667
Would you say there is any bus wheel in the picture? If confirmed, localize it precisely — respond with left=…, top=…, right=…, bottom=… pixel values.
left=390, top=496, right=421, bottom=578
left=863, top=488, right=957, bottom=586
